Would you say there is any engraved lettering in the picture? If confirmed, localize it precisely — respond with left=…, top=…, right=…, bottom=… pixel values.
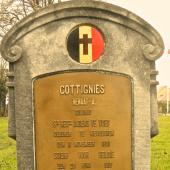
left=74, top=141, right=95, bottom=147
left=57, top=164, right=65, bottom=170
left=52, top=120, right=112, bottom=128
left=104, top=163, right=113, bottom=168
left=101, top=141, right=111, bottom=147
left=59, top=84, right=105, bottom=95
left=98, top=152, right=114, bottom=159
left=59, top=85, right=65, bottom=95
left=91, top=120, right=97, bottom=127
left=72, top=97, right=88, bottom=106
left=35, top=72, right=132, bottom=170
left=79, top=152, right=89, bottom=159
left=81, top=163, right=91, bottom=168
left=54, top=152, right=69, bottom=159
left=83, top=85, right=89, bottom=94
left=57, top=142, right=66, bottom=148
left=96, top=84, right=100, bottom=94
left=52, top=120, right=73, bottom=128
left=90, top=130, right=114, bottom=137
left=72, top=97, right=96, bottom=106
left=74, top=110, right=92, bottom=116
left=98, top=120, right=110, bottom=127
left=69, top=84, right=74, bottom=94
left=74, top=121, right=90, bottom=127
left=64, top=85, right=69, bottom=95
left=53, top=131, right=72, bottom=137
left=100, top=84, right=105, bottom=94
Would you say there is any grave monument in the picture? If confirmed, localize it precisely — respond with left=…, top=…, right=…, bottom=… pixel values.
left=1, top=0, right=164, bottom=169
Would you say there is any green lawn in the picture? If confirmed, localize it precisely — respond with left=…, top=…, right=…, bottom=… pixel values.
left=0, top=116, right=170, bottom=170
left=0, top=117, right=17, bottom=170
left=151, top=116, right=170, bottom=170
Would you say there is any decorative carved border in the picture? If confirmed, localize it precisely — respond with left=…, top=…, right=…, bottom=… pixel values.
left=143, top=44, right=163, bottom=61
left=5, top=45, right=23, bottom=62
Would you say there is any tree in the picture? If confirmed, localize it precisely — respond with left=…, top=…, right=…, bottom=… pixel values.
left=0, top=0, right=60, bottom=40
left=0, top=56, right=7, bottom=116
left=0, top=0, right=61, bottom=116
left=158, top=101, right=170, bottom=114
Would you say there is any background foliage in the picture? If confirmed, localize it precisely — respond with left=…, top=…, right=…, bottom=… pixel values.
left=151, top=116, right=170, bottom=170
left=0, top=57, right=7, bottom=116
left=0, top=0, right=60, bottom=116
left=0, top=117, right=16, bottom=170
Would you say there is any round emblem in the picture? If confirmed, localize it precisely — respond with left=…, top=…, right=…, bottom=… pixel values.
left=67, top=25, right=105, bottom=64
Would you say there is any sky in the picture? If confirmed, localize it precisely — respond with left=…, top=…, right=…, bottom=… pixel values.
left=104, top=0, right=170, bottom=87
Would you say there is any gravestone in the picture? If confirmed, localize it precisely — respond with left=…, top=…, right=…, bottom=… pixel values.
left=1, top=0, right=164, bottom=170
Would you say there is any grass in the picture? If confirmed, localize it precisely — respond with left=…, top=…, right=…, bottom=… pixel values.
left=0, top=117, right=17, bottom=170
left=151, top=115, right=170, bottom=170
left=0, top=116, right=170, bottom=170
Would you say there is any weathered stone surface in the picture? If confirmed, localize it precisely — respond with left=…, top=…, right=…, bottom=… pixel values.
left=1, top=0, right=164, bottom=169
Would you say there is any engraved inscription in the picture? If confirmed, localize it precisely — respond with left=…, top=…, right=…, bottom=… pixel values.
left=59, top=84, right=105, bottom=95
left=34, top=72, right=132, bottom=170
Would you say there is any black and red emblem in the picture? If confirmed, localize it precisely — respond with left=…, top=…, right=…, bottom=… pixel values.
left=67, top=25, right=105, bottom=64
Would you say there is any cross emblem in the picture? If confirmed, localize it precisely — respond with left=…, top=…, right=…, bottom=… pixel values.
left=79, top=34, right=92, bottom=55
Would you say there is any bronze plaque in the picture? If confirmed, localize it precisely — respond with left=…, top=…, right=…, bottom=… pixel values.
left=34, top=71, right=132, bottom=170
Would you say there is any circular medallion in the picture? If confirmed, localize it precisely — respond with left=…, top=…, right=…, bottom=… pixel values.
left=67, top=25, right=105, bottom=64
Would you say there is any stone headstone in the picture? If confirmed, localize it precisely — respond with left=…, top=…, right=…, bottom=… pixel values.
left=1, top=0, right=164, bottom=170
